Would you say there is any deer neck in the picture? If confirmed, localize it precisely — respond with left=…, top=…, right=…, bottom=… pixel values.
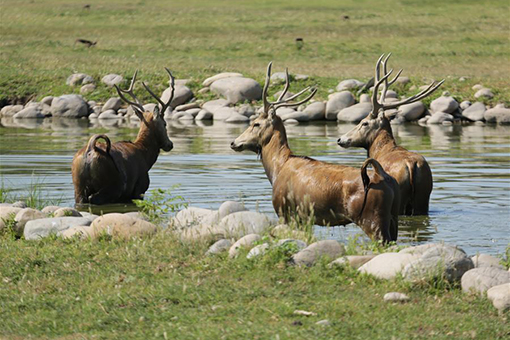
left=368, top=127, right=397, bottom=159
left=134, top=123, right=160, bottom=167
left=260, top=124, right=292, bottom=185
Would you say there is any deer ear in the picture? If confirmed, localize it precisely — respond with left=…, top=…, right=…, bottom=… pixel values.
left=268, top=107, right=277, bottom=120
left=133, top=106, right=145, bottom=121
left=153, top=105, right=160, bottom=118
left=377, top=111, right=385, bottom=120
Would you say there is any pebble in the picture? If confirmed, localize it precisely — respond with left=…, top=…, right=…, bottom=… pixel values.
left=383, top=292, right=410, bottom=303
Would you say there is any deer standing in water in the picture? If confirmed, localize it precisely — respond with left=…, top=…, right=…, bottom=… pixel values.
left=72, top=69, right=174, bottom=204
left=231, top=62, right=400, bottom=242
left=338, top=54, right=444, bottom=215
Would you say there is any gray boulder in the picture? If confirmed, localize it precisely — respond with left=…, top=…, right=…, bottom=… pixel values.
left=427, top=112, right=454, bottom=124
left=13, top=105, right=45, bottom=119
left=210, top=77, right=262, bottom=104
left=336, top=79, right=364, bottom=91
left=460, top=100, right=471, bottom=110
left=102, top=97, right=122, bottom=112
left=202, top=72, right=243, bottom=87
left=195, top=109, right=213, bottom=120
left=276, top=239, right=307, bottom=252
left=395, top=76, right=410, bottom=85
left=41, top=96, right=54, bottom=106
left=337, top=102, right=372, bottom=122
left=160, top=85, right=194, bottom=108
left=461, top=102, right=486, bottom=122
left=171, top=207, right=216, bottom=228
left=66, top=73, right=88, bottom=86
left=229, top=234, right=261, bottom=258
left=359, top=252, right=419, bottom=280
left=212, top=107, right=237, bottom=121
left=487, top=283, right=510, bottom=312
left=279, top=110, right=311, bottom=122
left=101, top=74, right=124, bottom=87
left=216, top=211, right=275, bottom=238
left=461, top=267, right=510, bottom=295
left=471, top=254, right=504, bottom=269
left=430, top=96, right=458, bottom=113
left=303, top=101, right=326, bottom=120
left=329, top=255, right=376, bottom=269
left=359, top=93, right=371, bottom=103
left=80, top=84, right=96, bottom=94
left=484, top=105, right=510, bottom=124
left=98, top=110, right=120, bottom=119
left=398, top=101, right=425, bottom=121
left=474, top=88, right=493, bottom=99
left=226, top=113, right=250, bottom=123
left=218, top=201, right=247, bottom=219
left=50, top=94, right=89, bottom=118
left=206, top=239, right=233, bottom=256
left=325, top=91, right=355, bottom=120
left=292, top=240, right=345, bottom=267
left=1, top=105, right=24, bottom=117
left=238, top=104, right=256, bottom=117
left=24, top=217, right=95, bottom=240
left=247, top=243, right=270, bottom=259
left=14, top=208, right=47, bottom=236
left=383, top=292, right=410, bottom=303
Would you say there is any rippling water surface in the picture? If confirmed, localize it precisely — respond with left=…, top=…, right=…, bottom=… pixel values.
left=1, top=117, right=509, bottom=255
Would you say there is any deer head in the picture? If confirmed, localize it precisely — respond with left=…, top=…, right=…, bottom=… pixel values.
left=115, top=69, right=174, bottom=152
left=338, top=53, right=444, bottom=149
left=231, top=62, right=317, bottom=153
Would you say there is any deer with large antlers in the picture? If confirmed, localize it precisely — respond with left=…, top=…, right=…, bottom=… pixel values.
left=231, top=62, right=400, bottom=242
left=71, top=69, right=174, bottom=204
left=338, top=54, right=444, bottom=215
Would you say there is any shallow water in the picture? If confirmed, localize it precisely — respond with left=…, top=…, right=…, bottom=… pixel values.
left=0, top=117, right=509, bottom=255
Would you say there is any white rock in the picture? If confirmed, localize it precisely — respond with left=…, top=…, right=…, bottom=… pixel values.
left=24, top=217, right=95, bottom=240
left=185, top=108, right=201, bottom=117
left=226, top=113, right=250, bottom=123
left=472, top=84, right=484, bottom=91
left=303, top=101, right=326, bottom=120
left=274, top=90, right=295, bottom=101
left=484, top=106, right=510, bottom=124
left=459, top=101, right=471, bottom=110
left=284, top=118, right=299, bottom=125
left=359, top=253, right=419, bottom=280
left=216, top=211, right=275, bottom=238
left=276, top=239, right=307, bottom=252
left=461, top=267, right=510, bottom=295
left=206, top=239, right=233, bottom=255
left=461, top=102, right=486, bottom=122
left=292, top=240, right=345, bottom=267
left=474, top=88, right=493, bottom=99
left=41, top=96, right=54, bottom=106
left=430, top=96, right=458, bottom=114
left=471, top=254, right=504, bottom=269
left=359, top=94, right=371, bottom=103
left=336, top=79, right=364, bottom=91
left=487, top=283, right=510, bottom=312
left=218, top=201, right=247, bottom=219
left=247, top=243, right=270, bottom=259
left=229, top=234, right=261, bottom=258
left=171, top=207, right=216, bottom=228
left=101, top=74, right=124, bottom=87
left=203, top=72, right=243, bottom=87
left=1, top=105, right=24, bottom=117
left=160, top=85, right=194, bottom=109
left=383, top=292, right=410, bottom=303
left=427, top=112, right=454, bottom=124
left=337, top=102, right=372, bottom=123
left=14, top=208, right=47, bottom=236
left=329, top=255, right=376, bottom=269
left=80, top=84, right=96, bottom=94
left=50, top=94, right=89, bottom=118
left=61, top=226, right=93, bottom=240
left=210, top=77, right=262, bottom=104
left=13, top=105, right=45, bottom=119
left=66, top=73, right=88, bottom=86
left=325, top=91, right=355, bottom=120
left=98, top=110, right=120, bottom=120
left=195, top=109, right=213, bottom=120
left=102, top=97, right=122, bottom=112
left=395, top=76, right=410, bottom=85
left=212, top=107, right=238, bottom=121
left=398, top=101, right=425, bottom=121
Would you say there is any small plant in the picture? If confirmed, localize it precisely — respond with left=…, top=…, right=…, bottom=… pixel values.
left=0, top=213, right=18, bottom=240
left=133, top=187, right=187, bottom=225
left=0, top=179, right=13, bottom=203
left=500, top=245, right=510, bottom=269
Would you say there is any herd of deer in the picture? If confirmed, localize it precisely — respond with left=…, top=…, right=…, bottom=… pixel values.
left=71, top=54, right=444, bottom=243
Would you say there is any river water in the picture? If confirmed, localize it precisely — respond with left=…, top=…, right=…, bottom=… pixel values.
left=1, top=117, right=509, bottom=255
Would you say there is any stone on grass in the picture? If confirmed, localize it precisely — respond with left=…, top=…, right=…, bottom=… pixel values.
left=399, top=243, right=441, bottom=256
left=91, top=213, right=157, bottom=239
left=202, top=99, right=229, bottom=111
left=471, top=254, right=504, bottom=269
left=487, top=283, right=510, bottom=312
left=102, top=98, right=122, bottom=112
left=53, top=208, right=82, bottom=218
left=206, top=239, right=233, bottom=256
left=303, top=101, right=326, bottom=121
left=461, top=267, right=510, bottom=295
left=229, top=234, right=261, bottom=258
left=430, top=96, right=458, bottom=114
left=274, top=90, right=295, bottom=101
left=216, top=211, right=275, bottom=238
left=210, top=77, right=262, bottom=104
left=50, top=95, right=89, bottom=118
left=316, top=320, right=331, bottom=326
left=403, top=244, right=473, bottom=283
left=195, top=109, right=213, bottom=121
left=203, top=72, right=243, bottom=87
left=383, top=292, right=410, bottom=303
left=171, top=207, right=216, bottom=228
left=24, top=217, right=95, bottom=240
left=218, top=201, right=247, bottom=219
left=472, top=84, right=484, bottom=91
left=474, top=88, right=493, bottom=99
left=337, top=102, right=372, bottom=123
left=276, top=239, right=307, bottom=252
left=395, top=76, right=410, bottom=85
left=484, top=105, right=510, bottom=124
left=336, top=79, right=364, bottom=91
left=359, top=253, right=419, bottom=280
left=329, top=255, right=376, bottom=269
left=101, top=74, right=124, bottom=87
left=13, top=105, right=45, bottom=119
left=80, top=84, right=96, bottom=94
left=12, top=201, right=27, bottom=208
left=292, top=240, right=345, bottom=267
left=14, top=208, right=47, bottom=236
left=427, top=112, right=454, bottom=124
left=461, top=102, right=486, bottom=122
left=359, top=93, right=371, bottom=103
left=325, top=91, right=355, bottom=120
left=1, top=105, right=24, bottom=117
left=247, top=243, right=270, bottom=259
left=460, top=101, right=471, bottom=110
left=161, top=85, right=194, bottom=109
left=398, top=101, right=425, bottom=121
left=62, top=226, right=93, bottom=240
left=66, top=73, right=88, bottom=86
left=41, top=206, right=61, bottom=214
left=237, top=104, right=256, bottom=118
left=0, top=206, right=22, bottom=232
left=385, top=90, right=398, bottom=99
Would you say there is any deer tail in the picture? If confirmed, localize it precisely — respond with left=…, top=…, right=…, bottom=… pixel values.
left=358, top=158, right=386, bottom=219
left=85, top=134, right=111, bottom=156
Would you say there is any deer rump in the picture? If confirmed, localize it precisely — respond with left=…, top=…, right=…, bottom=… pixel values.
left=271, top=157, right=399, bottom=241
left=72, top=134, right=132, bottom=204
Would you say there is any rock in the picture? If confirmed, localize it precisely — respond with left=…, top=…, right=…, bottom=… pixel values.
left=1, top=105, right=24, bottom=117
left=325, top=91, right=355, bottom=120
left=53, top=208, right=82, bottom=218
left=395, top=76, right=410, bottom=85
left=198, top=87, right=210, bottom=94
left=62, top=226, right=93, bottom=239
left=430, top=96, right=458, bottom=114
left=474, top=88, right=493, bottom=99
left=160, top=85, right=194, bottom=109
left=171, top=207, right=216, bottom=228
left=359, top=94, right=371, bottom=103
left=11, top=201, right=27, bottom=208
left=292, top=240, right=345, bottom=267
left=284, top=118, right=299, bottom=125
left=80, top=84, right=96, bottom=94
left=295, top=74, right=309, bottom=81
left=102, top=97, right=122, bottom=112
left=316, top=320, right=331, bottom=326
left=427, top=112, right=454, bottom=124
left=461, top=102, right=486, bottom=121
left=274, top=90, right=295, bottom=101
left=216, top=211, right=275, bottom=238
left=484, top=106, right=510, bottom=124
left=270, top=72, right=290, bottom=83
left=202, top=99, right=230, bottom=111
left=336, top=79, right=364, bottom=91
left=24, top=217, right=95, bottom=240
left=460, top=100, right=471, bottom=110
left=212, top=106, right=238, bottom=121
left=177, top=113, right=194, bottom=121
left=98, top=110, right=120, bottom=119
left=0, top=206, right=22, bottom=232
left=41, top=96, right=54, bottom=106
left=13, top=105, right=45, bottom=119
left=50, top=94, right=89, bottom=118
left=487, top=283, right=510, bottom=312
left=399, top=243, right=441, bottom=256
left=461, top=267, right=510, bottom=295
left=383, top=292, right=410, bottom=303
left=385, top=90, right=398, bottom=99
left=279, top=110, right=311, bottom=122
left=226, top=113, right=250, bottom=123
left=471, top=254, right=504, bottom=269
left=229, top=234, right=261, bottom=257
left=237, top=104, right=256, bottom=117
left=247, top=243, right=270, bottom=259
left=41, top=206, right=61, bottom=214
left=90, top=213, right=158, bottom=239
left=303, top=101, right=326, bottom=121
left=359, top=253, right=419, bottom=280
left=66, top=73, right=88, bottom=86
left=472, top=84, right=484, bottom=91
left=203, top=72, right=243, bottom=87
left=337, top=102, right=372, bottom=122
left=82, top=75, right=94, bottom=85
left=403, top=244, right=473, bottom=283
left=398, top=101, right=425, bottom=121
left=218, top=201, right=247, bottom=219
left=175, top=102, right=200, bottom=111
left=206, top=239, right=233, bottom=255
left=14, top=208, right=47, bottom=236
left=101, top=74, right=124, bottom=87
left=210, top=77, right=262, bottom=104
left=185, top=108, right=201, bottom=116
left=329, top=255, right=376, bottom=269
left=276, top=239, right=307, bottom=252
left=195, top=109, right=213, bottom=120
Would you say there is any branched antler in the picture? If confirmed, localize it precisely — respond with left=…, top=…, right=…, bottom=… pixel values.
left=142, top=68, right=175, bottom=115
left=114, top=70, right=145, bottom=113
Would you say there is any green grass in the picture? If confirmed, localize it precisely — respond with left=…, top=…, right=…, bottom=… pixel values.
left=0, top=232, right=508, bottom=340
left=0, top=0, right=509, bottom=106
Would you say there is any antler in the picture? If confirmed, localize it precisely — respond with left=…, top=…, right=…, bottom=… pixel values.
left=370, top=53, right=444, bottom=117
left=114, top=70, right=145, bottom=113
left=142, top=67, right=175, bottom=115
left=262, top=61, right=317, bottom=114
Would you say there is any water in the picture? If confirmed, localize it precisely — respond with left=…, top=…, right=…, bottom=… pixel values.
left=1, top=117, right=509, bottom=255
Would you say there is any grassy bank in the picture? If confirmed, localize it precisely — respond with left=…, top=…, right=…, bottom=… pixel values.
left=1, top=0, right=509, bottom=105
left=0, top=231, right=508, bottom=340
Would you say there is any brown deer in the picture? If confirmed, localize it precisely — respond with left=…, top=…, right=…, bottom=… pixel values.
left=231, top=62, right=400, bottom=242
left=338, top=53, right=444, bottom=215
left=71, top=69, right=174, bottom=204
left=74, top=39, right=97, bottom=48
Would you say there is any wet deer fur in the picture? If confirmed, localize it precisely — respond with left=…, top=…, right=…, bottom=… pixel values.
left=72, top=69, right=174, bottom=204
left=338, top=53, right=444, bottom=215
left=231, top=62, right=400, bottom=242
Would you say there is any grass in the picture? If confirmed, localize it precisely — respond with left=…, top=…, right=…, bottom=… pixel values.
left=0, top=0, right=509, bottom=106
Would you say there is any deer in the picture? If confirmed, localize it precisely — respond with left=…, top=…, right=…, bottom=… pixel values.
left=74, top=39, right=97, bottom=48
left=231, top=62, right=400, bottom=242
left=71, top=69, right=174, bottom=205
left=338, top=53, right=444, bottom=215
